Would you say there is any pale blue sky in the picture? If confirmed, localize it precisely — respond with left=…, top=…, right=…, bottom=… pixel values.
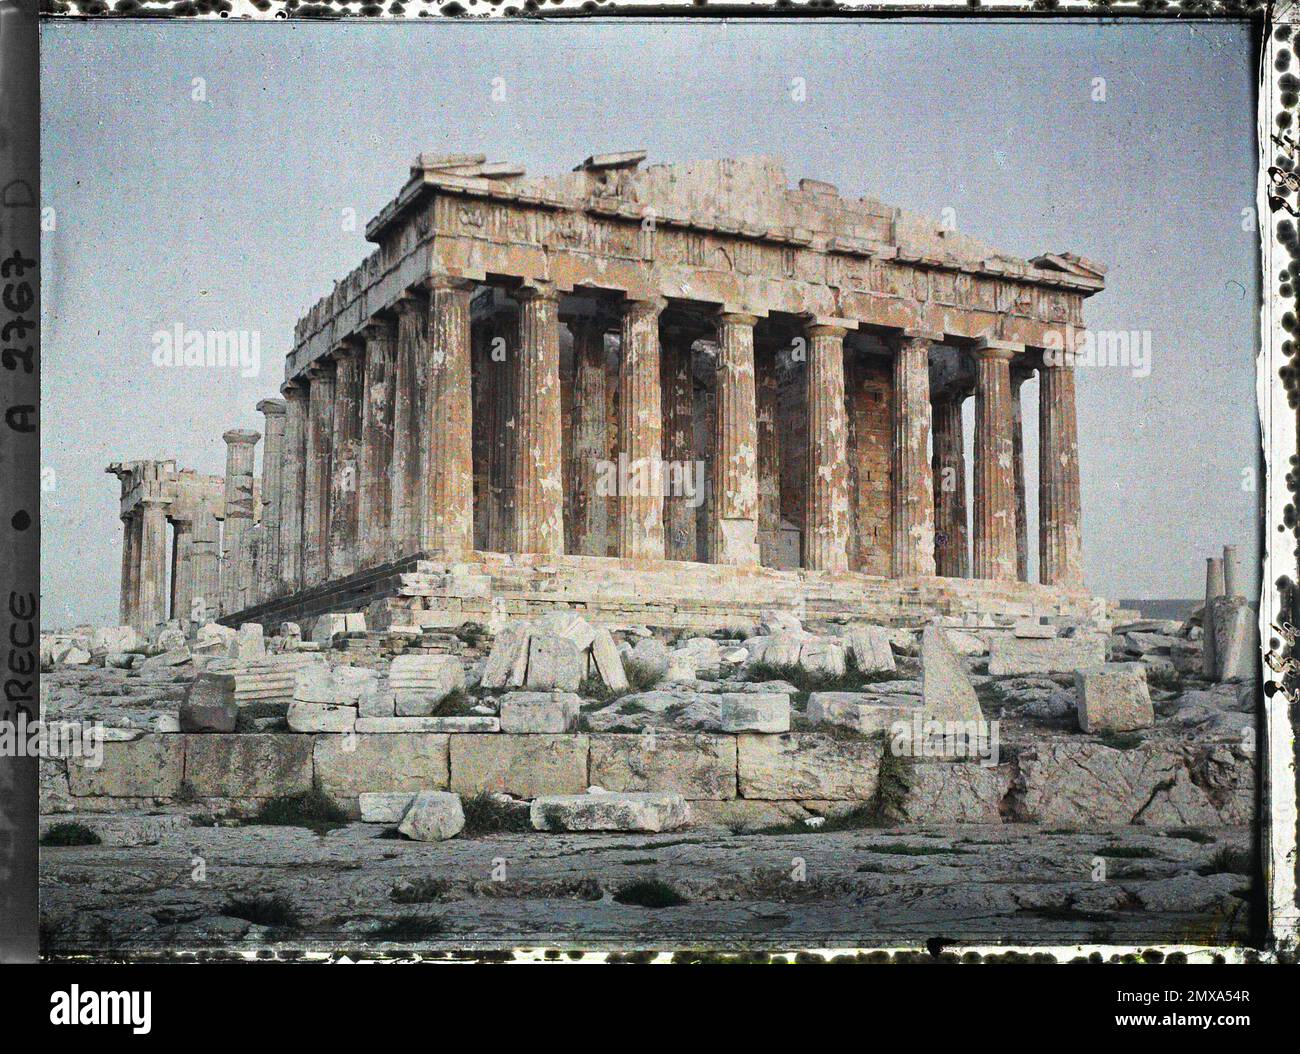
left=40, top=19, right=1260, bottom=627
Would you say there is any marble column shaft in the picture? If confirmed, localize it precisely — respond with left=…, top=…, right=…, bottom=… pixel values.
left=756, top=337, right=782, bottom=567
left=509, top=286, right=565, bottom=555
left=617, top=297, right=666, bottom=561
left=1203, top=556, right=1225, bottom=677
left=422, top=279, right=476, bottom=557
left=487, top=314, right=518, bottom=553
left=890, top=332, right=937, bottom=577
left=389, top=296, right=424, bottom=560
left=358, top=321, right=396, bottom=568
left=171, top=520, right=194, bottom=622
left=327, top=346, right=362, bottom=581
left=804, top=323, right=850, bottom=572
left=303, top=367, right=335, bottom=587
left=277, top=385, right=307, bottom=595
left=931, top=392, right=969, bottom=578
left=570, top=320, right=610, bottom=557
left=1038, top=350, right=1084, bottom=587
left=712, top=312, right=760, bottom=565
left=120, top=512, right=140, bottom=626
left=191, top=506, right=221, bottom=623
left=256, top=398, right=286, bottom=602
left=1011, top=370, right=1030, bottom=582
left=660, top=326, right=697, bottom=561
left=972, top=344, right=1019, bottom=581
left=221, top=429, right=260, bottom=613
left=138, top=499, right=169, bottom=629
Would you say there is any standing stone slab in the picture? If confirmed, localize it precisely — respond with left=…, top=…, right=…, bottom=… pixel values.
left=498, top=692, right=581, bottom=733
left=719, top=692, right=790, bottom=733
left=1210, top=595, right=1258, bottom=682
left=1075, top=664, right=1154, bottom=733
left=921, top=626, right=982, bottom=723
left=482, top=623, right=529, bottom=689
left=397, top=790, right=466, bottom=841
left=987, top=634, right=1106, bottom=676
left=183, top=734, right=314, bottom=798
left=531, top=792, right=689, bottom=832
left=179, top=672, right=238, bottom=733
left=737, top=733, right=883, bottom=800
left=66, top=735, right=184, bottom=798
left=589, top=733, right=737, bottom=799
left=313, top=734, right=450, bottom=804
left=844, top=625, right=896, bottom=674
left=590, top=627, right=629, bottom=692
left=524, top=634, right=584, bottom=692
left=450, top=734, right=589, bottom=797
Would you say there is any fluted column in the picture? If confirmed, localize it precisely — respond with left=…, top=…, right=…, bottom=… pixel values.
left=660, top=324, right=697, bottom=561
left=509, top=284, right=565, bottom=555
left=221, top=428, right=260, bottom=613
left=256, top=398, right=286, bottom=601
left=972, top=340, right=1019, bottom=580
left=1011, top=368, right=1031, bottom=582
left=569, top=319, right=611, bottom=557
left=138, top=499, right=169, bottom=629
left=890, top=330, right=937, bottom=577
left=327, top=345, right=362, bottom=580
left=171, top=519, right=194, bottom=622
left=931, top=392, right=969, bottom=577
left=711, top=312, right=760, bottom=565
left=420, top=278, right=476, bottom=557
left=278, top=383, right=307, bottom=594
left=1039, top=343, right=1084, bottom=587
left=120, top=512, right=140, bottom=627
left=756, top=335, right=782, bottom=567
left=392, top=294, right=427, bottom=559
left=617, top=296, right=667, bottom=561
left=303, top=366, right=335, bottom=587
left=191, top=506, right=221, bottom=623
left=804, top=322, right=850, bottom=572
left=355, top=320, right=395, bottom=569
left=487, top=313, right=518, bottom=553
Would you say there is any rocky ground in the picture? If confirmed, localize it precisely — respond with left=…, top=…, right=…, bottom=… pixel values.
left=40, top=821, right=1255, bottom=954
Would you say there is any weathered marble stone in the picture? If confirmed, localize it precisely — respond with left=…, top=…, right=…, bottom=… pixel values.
left=355, top=716, right=500, bottom=733
left=229, top=623, right=266, bottom=662
left=178, top=672, right=237, bottom=733
left=987, top=634, right=1106, bottom=676
left=844, top=625, right=896, bottom=673
left=1210, top=595, right=1257, bottom=682
left=798, top=639, right=847, bottom=677
left=293, top=663, right=378, bottom=706
left=311, top=613, right=349, bottom=644
left=90, top=625, right=147, bottom=656
left=627, top=637, right=671, bottom=679
left=590, top=628, right=630, bottom=693
left=358, top=791, right=416, bottom=823
left=898, top=761, right=1012, bottom=824
left=449, top=734, right=589, bottom=797
left=193, top=622, right=236, bottom=656
left=498, top=691, right=581, bottom=733
left=1012, top=619, right=1056, bottom=639
left=921, top=626, right=982, bottom=722
left=589, top=733, right=737, bottom=799
left=140, top=647, right=191, bottom=670
left=66, top=736, right=183, bottom=798
left=482, top=623, right=530, bottom=689
left=737, top=733, right=882, bottom=799
left=719, top=692, right=790, bottom=733
left=183, top=733, right=313, bottom=798
left=1075, top=664, right=1153, bottom=733
left=390, top=655, right=464, bottom=715
left=314, top=734, right=450, bottom=804
left=531, top=792, right=689, bottom=832
left=524, top=634, right=584, bottom=692
left=398, top=790, right=466, bottom=841
left=286, top=700, right=357, bottom=733
left=806, top=692, right=921, bottom=734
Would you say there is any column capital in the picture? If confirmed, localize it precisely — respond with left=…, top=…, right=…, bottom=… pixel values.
left=899, top=326, right=944, bottom=344
left=425, top=274, right=478, bottom=295
left=511, top=280, right=560, bottom=304
left=621, top=294, right=667, bottom=319
left=972, top=336, right=1024, bottom=360
left=256, top=397, right=286, bottom=416
left=171, top=516, right=194, bottom=530
left=718, top=310, right=761, bottom=328
left=280, top=377, right=306, bottom=398
left=222, top=428, right=260, bottom=446
left=331, top=338, right=362, bottom=362
left=804, top=320, right=850, bottom=339
left=361, top=315, right=398, bottom=340
left=392, top=291, right=424, bottom=317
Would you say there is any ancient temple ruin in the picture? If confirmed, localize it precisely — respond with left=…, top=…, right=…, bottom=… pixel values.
left=110, top=153, right=1107, bottom=633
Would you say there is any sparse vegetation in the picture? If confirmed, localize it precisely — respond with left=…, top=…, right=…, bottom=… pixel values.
left=460, top=792, right=532, bottom=836
left=390, top=877, right=451, bottom=904
left=1095, top=844, right=1158, bottom=859
left=623, top=659, right=664, bottom=693
left=249, top=789, right=349, bottom=835
left=578, top=674, right=616, bottom=703
left=369, top=915, right=447, bottom=940
left=40, top=822, right=100, bottom=847
left=431, top=688, right=478, bottom=717
left=745, top=653, right=895, bottom=704
left=1197, top=847, right=1253, bottom=876
left=864, top=842, right=969, bottom=857
left=222, top=895, right=301, bottom=930
left=1145, top=666, right=1184, bottom=693
left=1164, top=828, right=1216, bottom=845
left=613, top=878, right=689, bottom=908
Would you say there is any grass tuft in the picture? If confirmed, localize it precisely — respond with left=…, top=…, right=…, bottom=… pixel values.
left=1197, top=847, right=1254, bottom=876
left=369, top=915, right=446, bottom=940
left=1095, top=844, right=1158, bottom=859
left=430, top=688, right=478, bottom=717
left=460, top=792, right=532, bottom=836
left=249, top=789, right=349, bottom=835
left=1164, top=828, right=1216, bottom=845
left=222, top=895, right=301, bottom=930
left=623, top=659, right=664, bottom=693
left=613, top=878, right=689, bottom=908
left=40, top=822, right=101, bottom=847
left=390, top=877, right=451, bottom=904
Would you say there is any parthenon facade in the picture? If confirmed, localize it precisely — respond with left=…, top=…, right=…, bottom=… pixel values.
left=111, top=153, right=1105, bottom=632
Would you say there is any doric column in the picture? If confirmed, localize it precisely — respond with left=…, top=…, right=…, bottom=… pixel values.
left=221, top=428, right=260, bottom=613
left=303, top=365, right=334, bottom=587
left=972, top=340, right=1019, bottom=581
left=327, top=344, right=362, bottom=581
left=804, top=322, right=850, bottom=572
left=120, top=512, right=140, bottom=627
left=472, top=319, right=493, bottom=551
left=660, top=323, right=697, bottom=561
left=711, top=311, right=760, bottom=565
left=1038, top=342, right=1084, bottom=587
left=138, top=499, right=169, bottom=629
left=1203, top=556, right=1225, bottom=677
left=617, top=296, right=667, bottom=561
left=509, top=284, right=565, bottom=555
left=890, top=330, right=937, bottom=577
left=240, top=527, right=259, bottom=612
left=421, top=278, right=477, bottom=557
left=1011, top=367, right=1030, bottom=582
left=278, top=383, right=307, bottom=594
left=486, top=313, right=518, bottom=553
left=191, top=506, right=220, bottom=623
left=256, top=398, right=286, bottom=601
left=931, top=391, right=969, bottom=577
left=756, top=334, right=782, bottom=567
left=389, top=294, right=424, bottom=560
left=171, top=519, right=194, bottom=622
left=569, top=318, right=610, bottom=557
left=357, top=319, right=396, bottom=569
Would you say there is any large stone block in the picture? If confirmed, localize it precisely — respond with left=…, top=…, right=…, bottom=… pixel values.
left=898, top=761, right=1012, bottom=824
left=590, top=627, right=629, bottom=693
left=287, top=701, right=357, bottom=733
left=1210, top=596, right=1258, bottom=681
left=481, top=622, right=529, bottom=689
left=737, top=733, right=883, bottom=800
left=499, top=691, right=581, bottom=733
left=988, top=634, right=1106, bottom=676
left=531, top=792, right=689, bottom=832
left=844, top=625, right=896, bottom=674
left=179, top=672, right=238, bottom=733
left=398, top=790, right=466, bottom=841
left=921, top=626, right=982, bottom=722
left=719, top=692, right=790, bottom=733
left=358, top=791, right=417, bottom=823
left=807, top=692, right=921, bottom=735
left=588, top=733, right=737, bottom=799
left=1075, top=664, right=1154, bottom=733
left=183, top=734, right=313, bottom=798
left=525, top=634, right=584, bottom=692
left=314, top=733, right=450, bottom=801
left=66, top=735, right=184, bottom=798
left=449, top=734, right=589, bottom=797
